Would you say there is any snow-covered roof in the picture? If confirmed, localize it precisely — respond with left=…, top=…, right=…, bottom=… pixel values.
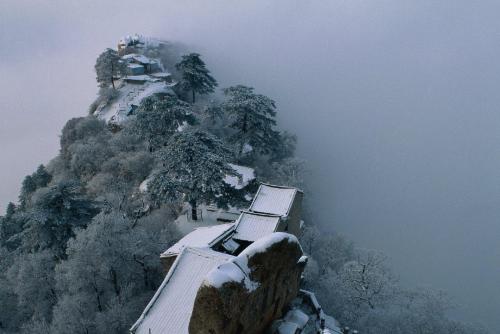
left=133, top=54, right=154, bottom=64
left=130, top=247, right=233, bottom=334
left=232, top=211, right=281, bottom=242
left=122, top=53, right=139, bottom=60
left=124, top=75, right=153, bottom=82
left=150, top=71, right=172, bottom=78
left=224, top=164, right=255, bottom=190
left=160, top=223, right=235, bottom=258
left=248, top=184, right=301, bottom=217
left=122, top=53, right=155, bottom=64
left=127, top=63, right=144, bottom=69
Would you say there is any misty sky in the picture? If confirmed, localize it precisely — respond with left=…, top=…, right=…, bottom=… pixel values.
left=1, top=0, right=500, bottom=330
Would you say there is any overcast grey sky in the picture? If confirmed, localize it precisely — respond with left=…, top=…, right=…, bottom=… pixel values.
left=1, top=0, right=500, bottom=330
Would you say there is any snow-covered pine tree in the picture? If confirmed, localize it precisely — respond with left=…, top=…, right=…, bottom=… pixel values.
left=5, top=202, right=16, bottom=218
left=148, top=129, right=233, bottom=220
left=95, top=48, right=124, bottom=89
left=19, top=175, right=37, bottom=209
left=21, top=180, right=99, bottom=255
left=221, top=85, right=281, bottom=158
left=18, top=165, right=52, bottom=209
left=129, top=94, right=196, bottom=150
left=32, top=165, right=52, bottom=189
left=175, top=53, right=218, bottom=103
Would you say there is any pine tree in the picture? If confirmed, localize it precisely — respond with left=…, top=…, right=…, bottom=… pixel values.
left=221, top=85, right=281, bottom=157
left=149, top=130, right=233, bottom=220
left=32, top=165, right=52, bottom=188
left=5, top=202, right=16, bottom=218
left=129, top=94, right=196, bottom=150
left=175, top=53, right=218, bottom=103
left=95, top=48, right=123, bottom=89
left=22, top=180, right=99, bottom=255
left=19, top=175, right=37, bottom=208
left=18, top=165, right=52, bottom=209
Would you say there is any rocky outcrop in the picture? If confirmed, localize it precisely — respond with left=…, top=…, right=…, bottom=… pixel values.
left=189, top=233, right=306, bottom=334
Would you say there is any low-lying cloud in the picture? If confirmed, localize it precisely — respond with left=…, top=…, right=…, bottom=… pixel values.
left=1, top=0, right=499, bottom=329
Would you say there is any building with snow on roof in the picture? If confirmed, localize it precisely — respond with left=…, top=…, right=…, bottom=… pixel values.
left=232, top=211, right=282, bottom=243
left=130, top=181, right=345, bottom=334
left=130, top=247, right=233, bottom=334
left=93, top=36, right=177, bottom=125
left=122, top=53, right=162, bottom=74
left=159, top=223, right=235, bottom=273
left=248, top=183, right=304, bottom=237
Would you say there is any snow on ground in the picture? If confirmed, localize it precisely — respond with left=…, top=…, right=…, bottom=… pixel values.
left=174, top=203, right=241, bottom=236
left=138, top=177, right=150, bottom=193
left=272, top=290, right=342, bottom=334
left=95, top=81, right=173, bottom=124
left=224, top=164, right=255, bottom=189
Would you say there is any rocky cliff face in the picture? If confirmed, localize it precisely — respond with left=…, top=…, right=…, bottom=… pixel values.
left=189, top=233, right=306, bottom=334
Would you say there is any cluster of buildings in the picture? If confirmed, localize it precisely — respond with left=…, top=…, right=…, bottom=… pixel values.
left=121, top=53, right=174, bottom=85
left=95, top=35, right=176, bottom=124
left=117, top=34, right=175, bottom=85
left=160, top=183, right=303, bottom=273
left=130, top=177, right=342, bottom=334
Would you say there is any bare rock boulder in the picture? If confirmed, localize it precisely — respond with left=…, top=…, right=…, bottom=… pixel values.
left=189, top=233, right=306, bottom=334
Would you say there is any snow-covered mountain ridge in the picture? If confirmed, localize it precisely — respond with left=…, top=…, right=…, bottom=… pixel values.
left=0, top=33, right=489, bottom=334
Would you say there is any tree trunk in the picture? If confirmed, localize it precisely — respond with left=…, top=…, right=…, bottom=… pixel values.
left=191, top=200, right=198, bottom=221
left=239, top=141, right=245, bottom=159
left=111, top=62, right=115, bottom=89
left=93, top=283, right=103, bottom=312
left=192, top=90, right=196, bottom=103
left=238, top=113, right=248, bottom=158
left=110, top=267, right=120, bottom=296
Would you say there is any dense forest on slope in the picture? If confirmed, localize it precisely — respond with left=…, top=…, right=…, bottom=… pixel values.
left=0, top=41, right=489, bottom=334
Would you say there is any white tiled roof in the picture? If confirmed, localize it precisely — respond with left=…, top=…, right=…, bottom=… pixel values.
left=131, top=248, right=233, bottom=334
left=150, top=72, right=171, bottom=78
left=127, top=63, right=144, bottom=69
left=233, top=211, right=281, bottom=242
left=122, top=53, right=139, bottom=60
left=249, top=184, right=298, bottom=217
left=160, top=223, right=235, bottom=257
